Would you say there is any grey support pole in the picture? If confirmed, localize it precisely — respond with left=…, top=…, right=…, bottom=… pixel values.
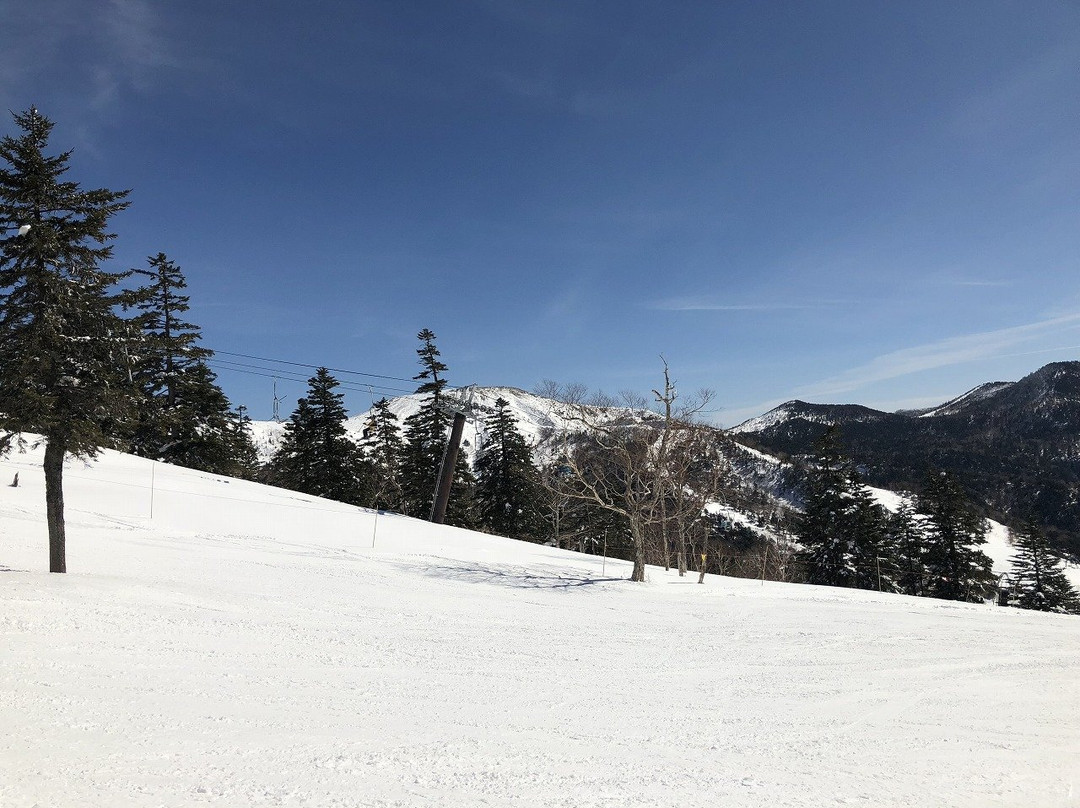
left=430, top=410, right=466, bottom=524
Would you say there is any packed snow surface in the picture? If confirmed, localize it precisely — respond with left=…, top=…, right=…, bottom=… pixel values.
left=2, top=444, right=1079, bottom=807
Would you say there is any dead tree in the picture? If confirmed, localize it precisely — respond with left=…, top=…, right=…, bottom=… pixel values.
left=553, top=414, right=661, bottom=582
left=543, top=368, right=723, bottom=583
left=651, top=358, right=725, bottom=576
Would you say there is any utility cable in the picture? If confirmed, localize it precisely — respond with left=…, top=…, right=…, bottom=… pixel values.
left=205, top=358, right=415, bottom=397
left=213, top=349, right=414, bottom=383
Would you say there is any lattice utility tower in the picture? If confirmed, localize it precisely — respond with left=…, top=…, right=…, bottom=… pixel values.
left=272, top=379, right=286, bottom=422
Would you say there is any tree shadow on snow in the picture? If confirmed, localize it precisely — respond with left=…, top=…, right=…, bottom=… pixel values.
left=407, top=559, right=624, bottom=591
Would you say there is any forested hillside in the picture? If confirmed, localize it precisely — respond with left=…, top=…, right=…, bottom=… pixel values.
left=734, top=362, right=1080, bottom=558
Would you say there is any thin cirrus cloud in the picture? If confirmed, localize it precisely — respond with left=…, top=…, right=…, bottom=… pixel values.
left=651, top=297, right=829, bottom=312
left=795, top=311, right=1080, bottom=399
left=939, top=278, right=1013, bottom=288
left=89, top=0, right=197, bottom=109
left=0, top=0, right=189, bottom=112
left=948, top=35, right=1080, bottom=150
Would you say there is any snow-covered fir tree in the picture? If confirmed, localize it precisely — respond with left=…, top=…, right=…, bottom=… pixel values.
left=795, top=427, right=860, bottom=587
left=229, top=404, right=260, bottom=479
left=1008, top=518, right=1079, bottom=614
left=889, top=501, right=928, bottom=596
left=795, top=428, right=896, bottom=591
left=126, top=252, right=255, bottom=476
left=129, top=253, right=210, bottom=408
left=161, top=362, right=257, bottom=478
left=269, top=368, right=369, bottom=504
left=361, top=397, right=405, bottom=512
left=399, top=329, right=477, bottom=527
left=0, top=107, right=133, bottom=572
left=845, top=472, right=896, bottom=592
left=475, top=396, right=545, bottom=541
left=918, top=470, right=995, bottom=603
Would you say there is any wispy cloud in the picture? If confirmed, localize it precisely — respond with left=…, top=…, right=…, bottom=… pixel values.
left=536, top=279, right=593, bottom=336
left=0, top=3, right=63, bottom=101
left=491, top=68, right=560, bottom=103
left=939, top=278, right=1012, bottom=288
left=0, top=0, right=189, bottom=115
left=650, top=297, right=832, bottom=312
left=950, top=35, right=1079, bottom=151
left=795, top=312, right=1080, bottom=398
left=90, top=0, right=188, bottom=107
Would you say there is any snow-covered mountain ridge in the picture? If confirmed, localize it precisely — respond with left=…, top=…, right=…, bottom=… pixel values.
left=914, top=381, right=1013, bottom=418
left=732, top=362, right=1076, bottom=434
left=731, top=401, right=890, bottom=435
left=732, top=362, right=1080, bottom=559
left=250, top=384, right=801, bottom=547
left=246, top=384, right=1068, bottom=582
left=249, top=385, right=659, bottom=466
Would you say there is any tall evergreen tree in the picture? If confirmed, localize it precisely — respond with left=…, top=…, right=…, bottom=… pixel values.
left=0, top=107, right=133, bottom=572
left=400, top=329, right=450, bottom=516
left=228, top=404, right=260, bottom=480
left=845, top=473, right=896, bottom=592
left=475, top=397, right=545, bottom=541
left=270, top=368, right=368, bottom=503
left=126, top=252, right=255, bottom=475
left=443, top=451, right=478, bottom=528
left=796, top=427, right=895, bottom=590
left=399, top=329, right=477, bottom=527
left=889, top=501, right=928, bottom=597
left=1008, top=518, right=1079, bottom=614
left=362, top=397, right=405, bottom=511
left=129, top=253, right=209, bottom=408
left=918, top=470, right=995, bottom=602
left=796, top=427, right=859, bottom=587
left=165, top=362, right=258, bottom=477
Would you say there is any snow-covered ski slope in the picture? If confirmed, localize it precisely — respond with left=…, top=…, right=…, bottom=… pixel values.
left=2, top=445, right=1079, bottom=808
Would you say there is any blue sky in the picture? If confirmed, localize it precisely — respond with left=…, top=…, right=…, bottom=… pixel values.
left=4, top=1, right=1080, bottom=425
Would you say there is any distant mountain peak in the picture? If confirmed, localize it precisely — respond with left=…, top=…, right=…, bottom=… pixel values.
left=730, top=400, right=890, bottom=434
left=731, top=361, right=1080, bottom=559
left=917, top=381, right=1013, bottom=418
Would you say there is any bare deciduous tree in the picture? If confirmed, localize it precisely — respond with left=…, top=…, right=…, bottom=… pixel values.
left=541, top=366, right=726, bottom=582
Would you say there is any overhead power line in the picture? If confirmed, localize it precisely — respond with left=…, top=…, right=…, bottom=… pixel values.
left=205, top=358, right=415, bottom=397
left=213, top=349, right=414, bottom=383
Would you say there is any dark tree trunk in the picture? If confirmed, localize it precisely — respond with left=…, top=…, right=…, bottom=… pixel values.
left=660, top=496, right=670, bottom=570
left=631, top=522, right=646, bottom=582
left=677, top=511, right=687, bottom=576
left=44, top=439, right=67, bottom=573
